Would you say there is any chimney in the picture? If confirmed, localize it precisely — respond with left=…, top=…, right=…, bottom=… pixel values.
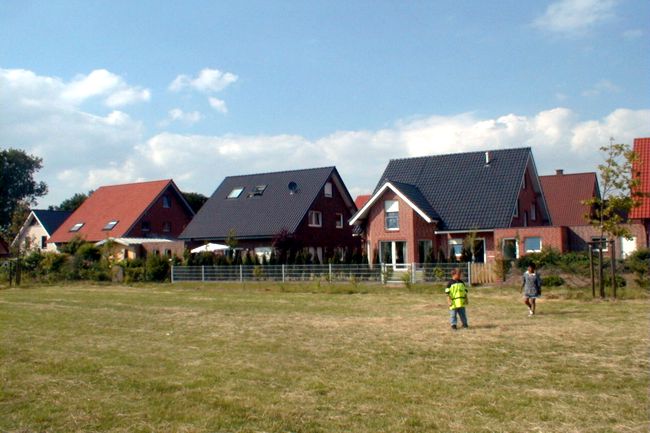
left=485, top=151, right=491, bottom=165
left=556, top=169, right=564, bottom=175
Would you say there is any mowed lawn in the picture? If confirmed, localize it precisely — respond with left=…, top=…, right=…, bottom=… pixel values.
left=0, top=283, right=647, bottom=433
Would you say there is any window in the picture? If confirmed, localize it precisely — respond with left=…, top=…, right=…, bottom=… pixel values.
left=228, top=187, right=244, bottom=199
left=164, top=249, right=172, bottom=257
left=324, top=182, right=333, bottom=198
left=418, top=240, right=433, bottom=262
left=102, top=220, right=119, bottom=231
left=162, top=221, right=171, bottom=233
left=141, top=221, right=151, bottom=232
left=530, top=204, right=537, bottom=221
left=513, top=200, right=519, bottom=218
left=247, top=185, right=267, bottom=197
left=502, top=239, right=518, bottom=260
left=449, top=239, right=463, bottom=260
left=41, top=236, right=47, bottom=249
left=522, top=174, right=527, bottom=190
left=336, top=213, right=344, bottom=228
left=162, top=195, right=171, bottom=208
left=524, top=237, right=542, bottom=253
left=591, top=237, right=608, bottom=252
left=69, top=222, right=84, bottom=232
left=308, top=210, right=322, bottom=227
left=384, top=200, right=399, bottom=230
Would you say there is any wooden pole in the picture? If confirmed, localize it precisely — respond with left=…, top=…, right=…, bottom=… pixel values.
left=610, top=240, right=617, bottom=300
left=589, top=244, right=595, bottom=298
left=598, top=243, right=605, bottom=299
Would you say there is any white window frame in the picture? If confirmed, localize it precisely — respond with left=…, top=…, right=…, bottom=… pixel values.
left=591, top=237, right=608, bottom=252
left=308, top=210, right=322, bottom=227
left=228, top=187, right=244, bottom=199
left=324, top=182, right=333, bottom=198
left=103, top=220, right=119, bottom=231
left=530, top=203, right=537, bottom=221
left=69, top=222, right=84, bottom=232
left=335, top=213, right=343, bottom=229
left=524, top=237, right=542, bottom=253
left=502, top=238, right=519, bottom=259
left=384, top=200, right=399, bottom=230
left=448, top=239, right=463, bottom=260
left=162, top=195, right=171, bottom=208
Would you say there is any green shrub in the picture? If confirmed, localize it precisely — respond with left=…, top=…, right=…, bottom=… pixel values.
left=401, top=271, right=412, bottom=289
left=542, top=275, right=565, bottom=287
left=145, top=254, right=170, bottom=282
left=125, top=266, right=144, bottom=283
left=625, top=248, right=650, bottom=289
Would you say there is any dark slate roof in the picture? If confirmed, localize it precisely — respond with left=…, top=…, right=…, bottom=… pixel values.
left=32, top=209, right=72, bottom=235
left=375, top=148, right=531, bottom=231
left=388, top=181, right=440, bottom=221
left=180, top=166, right=348, bottom=240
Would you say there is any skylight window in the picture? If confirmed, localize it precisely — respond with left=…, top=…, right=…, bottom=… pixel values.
left=228, top=187, right=244, bottom=199
left=103, top=220, right=119, bottom=231
left=247, top=185, right=267, bottom=198
left=69, top=223, right=84, bottom=232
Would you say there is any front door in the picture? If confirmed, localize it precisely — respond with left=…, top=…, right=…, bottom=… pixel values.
left=380, top=241, right=408, bottom=270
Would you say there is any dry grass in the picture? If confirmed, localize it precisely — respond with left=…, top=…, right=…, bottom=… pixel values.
left=0, top=283, right=648, bottom=432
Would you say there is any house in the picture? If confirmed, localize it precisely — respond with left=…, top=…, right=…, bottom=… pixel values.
left=11, top=209, right=72, bottom=253
left=630, top=137, right=650, bottom=248
left=350, top=148, right=553, bottom=266
left=179, top=166, right=359, bottom=263
left=0, top=236, right=9, bottom=258
left=538, top=169, right=646, bottom=258
left=48, top=179, right=195, bottom=258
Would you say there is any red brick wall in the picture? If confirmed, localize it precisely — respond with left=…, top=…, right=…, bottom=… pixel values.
left=511, top=167, right=545, bottom=227
left=128, top=186, right=194, bottom=238
left=365, top=190, right=437, bottom=263
left=568, top=223, right=648, bottom=257
left=293, top=176, right=360, bottom=255
left=494, top=226, right=568, bottom=257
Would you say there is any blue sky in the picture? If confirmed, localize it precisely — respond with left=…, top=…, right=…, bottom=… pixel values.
left=1, top=0, right=649, bottom=206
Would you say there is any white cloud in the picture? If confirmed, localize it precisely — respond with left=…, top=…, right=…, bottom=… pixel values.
left=59, top=69, right=151, bottom=107
left=208, top=97, right=228, bottom=113
left=2, top=68, right=649, bottom=207
left=169, top=68, right=238, bottom=93
left=622, top=29, right=643, bottom=40
left=161, top=108, right=204, bottom=126
left=582, top=79, right=621, bottom=97
left=532, top=0, right=618, bottom=36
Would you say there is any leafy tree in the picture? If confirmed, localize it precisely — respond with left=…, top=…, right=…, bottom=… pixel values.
left=182, top=192, right=208, bottom=213
left=51, top=191, right=93, bottom=212
left=583, top=139, right=647, bottom=298
left=0, top=148, right=48, bottom=233
left=583, top=139, right=646, bottom=242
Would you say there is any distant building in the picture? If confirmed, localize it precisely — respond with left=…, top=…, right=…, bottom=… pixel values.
left=11, top=209, right=72, bottom=253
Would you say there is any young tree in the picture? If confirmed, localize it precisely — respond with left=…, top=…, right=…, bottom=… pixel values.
left=0, top=149, right=48, bottom=233
left=583, top=139, right=646, bottom=298
left=182, top=191, right=208, bottom=213
left=51, top=191, right=93, bottom=212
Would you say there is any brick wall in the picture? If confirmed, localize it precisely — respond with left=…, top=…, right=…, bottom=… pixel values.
left=128, top=186, right=194, bottom=238
left=494, top=226, right=568, bottom=257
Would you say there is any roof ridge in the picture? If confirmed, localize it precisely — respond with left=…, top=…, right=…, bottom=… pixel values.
left=223, top=166, right=335, bottom=179
left=95, top=179, right=172, bottom=190
left=540, top=172, right=596, bottom=177
left=387, top=147, right=531, bottom=163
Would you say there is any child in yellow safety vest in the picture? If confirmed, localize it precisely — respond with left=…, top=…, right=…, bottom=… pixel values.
left=445, top=268, right=468, bottom=330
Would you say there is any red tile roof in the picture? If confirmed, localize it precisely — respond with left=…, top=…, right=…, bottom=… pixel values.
left=49, top=179, right=175, bottom=243
left=539, top=171, right=599, bottom=226
left=630, top=137, right=650, bottom=219
left=354, top=194, right=371, bottom=210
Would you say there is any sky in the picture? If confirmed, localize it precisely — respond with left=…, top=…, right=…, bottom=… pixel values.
left=1, top=0, right=649, bottom=207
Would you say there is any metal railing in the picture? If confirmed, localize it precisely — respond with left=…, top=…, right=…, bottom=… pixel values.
left=172, top=262, right=476, bottom=284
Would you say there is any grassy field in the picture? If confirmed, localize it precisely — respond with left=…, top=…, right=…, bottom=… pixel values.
left=0, top=282, right=648, bottom=433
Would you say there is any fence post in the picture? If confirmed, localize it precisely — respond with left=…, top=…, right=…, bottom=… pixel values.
left=201, top=265, right=205, bottom=282
left=329, top=263, right=332, bottom=282
left=240, top=265, right=243, bottom=282
left=411, top=263, right=416, bottom=284
left=171, top=265, right=174, bottom=284
left=282, top=264, right=285, bottom=282
left=467, top=262, right=472, bottom=286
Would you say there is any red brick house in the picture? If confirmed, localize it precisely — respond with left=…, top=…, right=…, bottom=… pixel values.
left=350, top=148, right=551, bottom=266
left=49, top=179, right=195, bottom=256
left=630, top=137, right=650, bottom=248
left=179, top=167, right=359, bottom=263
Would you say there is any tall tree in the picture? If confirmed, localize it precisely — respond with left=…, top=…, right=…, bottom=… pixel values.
left=182, top=191, right=208, bottom=213
left=0, top=148, right=48, bottom=233
left=583, top=139, right=646, bottom=298
left=51, top=191, right=93, bottom=212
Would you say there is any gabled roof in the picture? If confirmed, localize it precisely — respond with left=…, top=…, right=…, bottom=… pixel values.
left=630, top=137, right=650, bottom=219
left=49, top=179, right=192, bottom=243
left=11, top=209, right=72, bottom=247
left=356, top=148, right=535, bottom=231
left=32, top=209, right=72, bottom=235
left=539, top=170, right=599, bottom=226
left=180, top=166, right=355, bottom=240
left=354, top=195, right=371, bottom=210
left=350, top=181, right=439, bottom=225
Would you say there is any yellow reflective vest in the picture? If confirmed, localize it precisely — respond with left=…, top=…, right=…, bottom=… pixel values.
left=445, top=279, right=468, bottom=310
